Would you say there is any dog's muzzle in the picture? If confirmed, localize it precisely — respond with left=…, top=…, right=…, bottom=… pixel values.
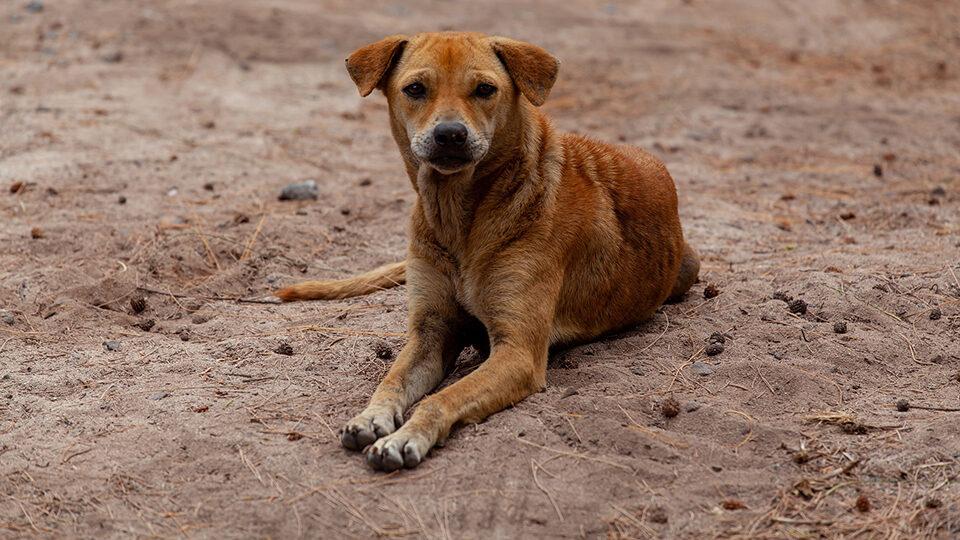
left=427, top=121, right=474, bottom=170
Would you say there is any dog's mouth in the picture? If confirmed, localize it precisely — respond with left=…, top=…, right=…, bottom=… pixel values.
left=426, top=154, right=474, bottom=173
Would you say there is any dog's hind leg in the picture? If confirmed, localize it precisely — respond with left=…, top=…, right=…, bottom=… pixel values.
left=667, top=242, right=700, bottom=302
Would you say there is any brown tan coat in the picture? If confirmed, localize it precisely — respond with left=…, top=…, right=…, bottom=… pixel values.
left=277, top=32, right=699, bottom=471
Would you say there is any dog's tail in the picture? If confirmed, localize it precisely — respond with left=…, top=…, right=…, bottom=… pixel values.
left=275, top=261, right=406, bottom=302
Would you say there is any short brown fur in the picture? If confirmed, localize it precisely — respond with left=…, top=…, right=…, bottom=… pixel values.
left=277, top=32, right=699, bottom=471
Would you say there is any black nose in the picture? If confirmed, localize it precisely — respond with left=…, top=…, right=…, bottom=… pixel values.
left=433, top=122, right=468, bottom=147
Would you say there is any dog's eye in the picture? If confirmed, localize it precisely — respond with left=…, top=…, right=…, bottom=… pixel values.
left=474, top=83, right=497, bottom=98
left=402, top=82, right=426, bottom=99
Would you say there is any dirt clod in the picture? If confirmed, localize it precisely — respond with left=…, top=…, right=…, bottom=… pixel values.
left=0, top=311, right=14, bottom=325
left=703, top=283, right=720, bottom=299
left=925, top=498, right=943, bottom=509
left=855, top=494, right=871, bottom=512
left=136, top=319, right=155, bottom=331
left=274, top=342, right=294, bottom=356
left=895, top=398, right=910, bottom=412
left=661, top=397, right=681, bottom=418
left=130, top=296, right=147, bottom=314
left=103, top=340, right=121, bottom=351
left=839, top=211, right=856, bottom=220
left=833, top=321, right=847, bottom=334
left=705, top=342, right=724, bottom=356
left=30, top=227, right=45, bottom=239
left=873, top=164, right=883, bottom=177
left=286, top=432, right=303, bottom=441
left=374, top=341, right=394, bottom=360
left=691, top=362, right=714, bottom=376
left=772, top=290, right=792, bottom=302
left=788, top=299, right=808, bottom=314
left=929, top=307, right=941, bottom=320
left=708, top=332, right=725, bottom=344
left=722, top=499, right=747, bottom=511
left=10, top=181, right=24, bottom=193
left=118, top=195, right=127, bottom=204
left=647, top=506, right=668, bottom=524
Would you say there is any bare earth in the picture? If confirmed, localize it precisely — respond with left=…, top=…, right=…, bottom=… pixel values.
left=2, top=1, right=960, bottom=538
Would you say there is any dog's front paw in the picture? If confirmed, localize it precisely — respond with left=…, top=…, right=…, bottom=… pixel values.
left=365, top=428, right=432, bottom=472
left=340, top=405, right=403, bottom=451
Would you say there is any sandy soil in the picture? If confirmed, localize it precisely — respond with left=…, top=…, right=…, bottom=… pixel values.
left=2, top=0, right=960, bottom=537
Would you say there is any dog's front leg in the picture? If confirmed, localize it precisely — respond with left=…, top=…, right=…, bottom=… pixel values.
left=365, top=321, right=551, bottom=471
left=340, top=261, right=466, bottom=452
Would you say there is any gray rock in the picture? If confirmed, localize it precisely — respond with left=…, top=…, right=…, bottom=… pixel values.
left=148, top=392, right=169, bottom=401
left=103, top=340, right=121, bottom=351
left=684, top=401, right=703, bottom=412
left=0, top=311, right=14, bottom=325
left=25, top=1, right=44, bottom=13
left=278, top=179, right=318, bottom=201
left=690, top=361, right=714, bottom=376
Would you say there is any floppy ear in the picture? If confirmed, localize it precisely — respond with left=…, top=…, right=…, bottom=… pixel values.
left=345, top=35, right=408, bottom=97
left=490, top=38, right=559, bottom=106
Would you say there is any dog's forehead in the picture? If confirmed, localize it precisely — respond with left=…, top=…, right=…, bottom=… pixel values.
left=402, top=33, right=501, bottom=73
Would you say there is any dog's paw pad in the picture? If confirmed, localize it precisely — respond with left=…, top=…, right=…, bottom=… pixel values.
left=366, top=430, right=430, bottom=472
left=340, top=407, right=401, bottom=451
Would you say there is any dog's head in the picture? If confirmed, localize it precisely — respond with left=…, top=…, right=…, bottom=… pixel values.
left=345, top=32, right=559, bottom=175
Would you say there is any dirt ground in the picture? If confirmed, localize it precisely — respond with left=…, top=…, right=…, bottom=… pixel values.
left=2, top=0, right=960, bottom=538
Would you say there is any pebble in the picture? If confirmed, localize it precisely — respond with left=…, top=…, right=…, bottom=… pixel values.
left=833, top=321, right=848, bottom=334
left=278, top=179, right=318, bottom=201
left=560, top=387, right=578, bottom=399
left=705, top=342, right=724, bottom=356
left=895, top=398, right=910, bottom=412
left=148, top=392, right=169, bottom=401
left=0, top=311, right=14, bottom=325
left=101, top=51, right=124, bottom=63
left=703, top=283, right=720, bottom=299
left=929, top=307, right=942, bottom=321
left=103, top=340, right=121, bottom=351
left=130, top=296, right=147, bottom=314
left=25, top=1, right=43, bottom=13
left=136, top=319, right=155, bottom=331
left=708, top=332, right=725, bottom=344
left=684, top=401, right=702, bottom=412
left=691, top=361, right=714, bottom=376
left=274, top=342, right=294, bottom=356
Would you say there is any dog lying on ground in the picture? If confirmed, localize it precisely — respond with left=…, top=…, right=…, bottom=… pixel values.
left=277, top=32, right=699, bottom=471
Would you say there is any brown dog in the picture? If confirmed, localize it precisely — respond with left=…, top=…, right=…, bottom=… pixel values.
left=277, top=32, right=699, bottom=471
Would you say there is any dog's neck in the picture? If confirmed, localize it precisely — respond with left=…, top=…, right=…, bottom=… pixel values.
left=398, top=102, right=551, bottom=256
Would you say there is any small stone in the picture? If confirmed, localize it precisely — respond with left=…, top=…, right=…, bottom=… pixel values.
left=930, top=355, right=944, bottom=364
left=130, top=296, right=147, bottom=314
left=286, top=432, right=303, bottom=441
left=148, top=392, right=169, bottom=401
left=10, top=181, right=25, bottom=194
left=278, top=179, right=318, bottom=201
left=101, top=51, right=124, bottom=63
left=708, top=332, right=725, bottom=344
left=201, top=120, right=216, bottom=129
left=833, top=321, right=847, bottom=334
left=839, top=211, right=856, bottom=220
left=895, top=399, right=910, bottom=412
left=684, top=401, right=702, bottom=412
left=703, top=283, right=720, bottom=299
left=855, top=494, right=871, bottom=513
left=178, top=328, right=191, bottom=341
left=274, top=342, right=294, bottom=356
left=630, top=365, right=644, bottom=376
left=925, top=498, right=943, bottom=509
left=118, top=195, right=127, bottom=204
left=203, top=182, right=215, bottom=191
left=25, top=1, right=43, bottom=13
left=30, top=227, right=45, bottom=239
left=373, top=341, right=393, bottom=360
left=661, top=397, right=680, bottom=418
left=711, top=465, right=723, bottom=472
left=166, top=187, right=178, bottom=197
left=873, top=164, right=883, bottom=178
left=0, top=311, right=14, bottom=325
left=103, top=340, right=121, bottom=352
left=788, top=299, right=807, bottom=315
left=705, top=342, right=724, bottom=356
left=561, top=387, right=578, bottom=399
left=929, top=307, right=942, bottom=320
left=691, top=361, right=714, bottom=376
left=931, top=186, right=946, bottom=197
